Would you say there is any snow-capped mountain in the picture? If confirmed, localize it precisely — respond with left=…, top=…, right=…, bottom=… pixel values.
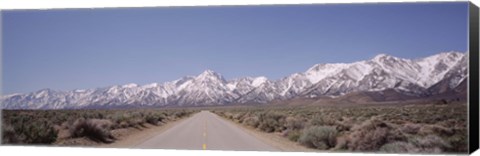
left=174, top=70, right=238, bottom=106
left=300, top=52, right=466, bottom=97
left=1, top=51, right=468, bottom=109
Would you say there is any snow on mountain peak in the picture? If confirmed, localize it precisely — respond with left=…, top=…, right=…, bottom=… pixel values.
left=252, top=76, right=268, bottom=87
left=35, top=89, right=55, bottom=98
left=197, top=70, right=224, bottom=80
left=305, top=63, right=349, bottom=84
left=122, top=83, right=139, bottom=88
left=373, top=53, right=390, bottom=59
left=372, top=53, right=400, bottom=63
left=415, top=51, right=466, bottom=86
left=200, top=69, right=217, bottom=75
left=415, top=51, right=464, bottom=62
left=74, top=89, right=86, bottom=93
left=142, top=83, right=160, bottom=88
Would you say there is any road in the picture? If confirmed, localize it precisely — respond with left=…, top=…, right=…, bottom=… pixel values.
left=135, top=111, right=278, bottom=151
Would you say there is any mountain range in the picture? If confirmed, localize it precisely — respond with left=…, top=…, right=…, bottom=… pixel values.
left=1, top=51, right=468, bottom=109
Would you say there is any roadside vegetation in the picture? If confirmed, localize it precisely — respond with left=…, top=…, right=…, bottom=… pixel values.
left=212, top=103, right=467, bottom=154
left=2, top=109, right=197, bottom=145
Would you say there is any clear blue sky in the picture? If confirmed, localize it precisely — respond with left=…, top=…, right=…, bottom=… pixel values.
left=2, top=2, right=468, bottom=94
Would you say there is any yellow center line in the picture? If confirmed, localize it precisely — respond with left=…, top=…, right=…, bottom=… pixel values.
left=203, top=120, right=208, bottom=150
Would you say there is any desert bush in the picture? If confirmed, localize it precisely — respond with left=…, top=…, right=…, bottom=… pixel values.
left=145, top=114, right=159, bottom=125
left=232, top=112, right=245, bottom=122
left=309, top=115, right=337, bottom=126
left=174, top=111, right=187, bottom=118
left=111, top=113, right=130, bottom=128
left=445, top=128, right=468, bottom=153
left=400, top=123, right=421, bottom=134
left=257, top=112, right=286, bottom=133
left=285, top=116, right=304, bottom=130
left=214, top=111, right=226, bottom=117
left=2, top=117, right=58, bottom=144
left=418, top=125, right=454, bottom=137
left=286, top=130, right=302, bottom=142
left=335, top=116, right=356, bottom=131
left=299, top=126, right=338, bottom=150
left=2, top=123, right=21, bottom=143
left=144, top=113, right=166, bottom=125
left=409, top=135, right=451, bottom=153
left=224, top=112, right=234, bottom=120
left=26, top=119, right=58, bottom=144
left=127, top=117, right=146, bottom=128
left=242, top=116, right=260, bottom=128
left=344, top=118, right=405, bottom=151
left=69, top=118, right=115, bottom=143
left=380, top=141, right=417, bottom=153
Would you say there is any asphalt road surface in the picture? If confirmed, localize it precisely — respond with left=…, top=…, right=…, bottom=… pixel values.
left=135, top=111, right=278, bottom=151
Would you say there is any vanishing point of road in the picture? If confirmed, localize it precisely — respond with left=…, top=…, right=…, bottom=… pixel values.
left=135, top=111, right=278, bottom=151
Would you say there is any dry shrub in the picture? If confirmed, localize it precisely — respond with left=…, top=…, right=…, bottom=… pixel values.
left=145, top=113, right=165, bottom=125
left=2, top=123, right=20, bottom=143
left=69, top=118, right=115, bottom=143
left=127, top=118, right=146, bottom=128
left=380, top=141, right=417, bottom=153
left=335, top=117, right=356, bottom=132
left=117, top=121, right=129, bottom=129
left=242, top=116, right=260, bottom=128
left=309, top=115, right=337, bottom=126
left=344, top=118, right=405, bottom=151
left=446, top=128, right=468, bottom=153
left=418, top=125, right=454, bottom=137
left=285, top=116, right=305, bottom=130
left=335, top=122, right=353, bottom=132
left=28, top=120, right=58, bottom=144
left=224, top=112, right=234, bottom=119
left=111, top=113, right=130, bottom=128
left=215, top=111, right=226, bottom=118
left=173, top=111, right=187, bottom=118
left=2, top=118, right=58, bottom=144
left=145, top=116, right=158, bottom=125
left=409, top=135, right=451, bottom=153
left=232, top=112, right=245, bottom=122
left=288, top=132, right=301, bottom=142
left=400, top=123, right=422, bottom=134
left=258, top=112, right=286, bottom=133
left=299, top=126, right=338, bottom=150
left=286, top=130, right=301, bottom=142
